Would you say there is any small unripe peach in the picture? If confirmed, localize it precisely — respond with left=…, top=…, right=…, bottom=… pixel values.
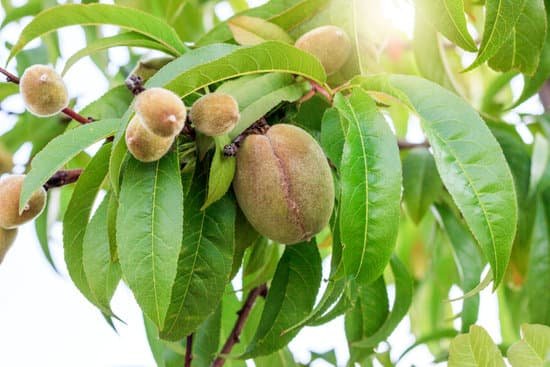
left=0, top=227, right=17, bottom=264
left=126, top=115, right=174, bottom=162
left=134, top=87, right=187, bottom=137
left=295, top=25, right=352, bottom=75
left=0, top=174, right=46, bottom=229
left=20, top=64, right=69, bottom=117
left=191, top=93, right=240, bottom=136
left=233, top=124, right=334, bottom=245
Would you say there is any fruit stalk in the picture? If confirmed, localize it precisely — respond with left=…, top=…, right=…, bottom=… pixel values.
left=211, top=284, right=268, bottom=367
left=0, top=66, right=92, bottom=125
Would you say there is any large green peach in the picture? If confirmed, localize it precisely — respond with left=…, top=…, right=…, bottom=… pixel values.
left=0, top=174, right=47, bottom=229
left=295, top=25, right=352, bottom=75
left=125, top=115, right=174, bottom=162
left=20, top=64, right=69, bottom=117
left=233, top=124, right=334, bottom=244
left=0, top=227, right=17, bottom=264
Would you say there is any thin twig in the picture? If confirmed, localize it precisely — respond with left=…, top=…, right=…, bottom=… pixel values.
left=185, top=334, right=194, bottom=367
left=0, top=66, right=93, bottom=125
left=211, top=284, right=268, bottom=367
left=223, top=118, right=270, bottom=157
left=43, top=169, right=83, bottom=190
left=539, top=79, right=550, bottom=112
left=398, top=140, right=430, bottom=150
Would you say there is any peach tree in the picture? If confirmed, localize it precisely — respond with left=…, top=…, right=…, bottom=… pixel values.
left=1, top=0, right=550, bottom=365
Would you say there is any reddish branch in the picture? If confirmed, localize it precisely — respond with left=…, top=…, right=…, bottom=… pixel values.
left=43, top=169, right=83, bottom=190
left=185, top=334, right=194, bottom=367
left=539, top=79, right=550, bottom=112
left=211, top=284, right=268, bottom=367
left=0, top=66, right=92, bottom=125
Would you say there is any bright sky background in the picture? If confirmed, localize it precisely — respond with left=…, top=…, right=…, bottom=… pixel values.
left=0, top=0, right=539, bottom=366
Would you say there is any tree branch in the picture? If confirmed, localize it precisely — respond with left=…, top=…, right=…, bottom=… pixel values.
left=539, top=79, right=550, bottom=112
left=43, top=169, right=83, bottom=190
left=211, top=284, right=268, bottom=367
left=0, top=66, right=93, bottom=125
left=185, top=334, right=194, bottom=367
left=398, top=140, right=430, bottom=150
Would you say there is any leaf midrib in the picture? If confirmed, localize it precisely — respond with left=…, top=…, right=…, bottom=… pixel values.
left=164, top=210, right=206, bottom=335
left=151, top=160, right=162, bottom=325
left=344, top=98, right=369, bottom=279
left=426, top=124, right=499, bottom=281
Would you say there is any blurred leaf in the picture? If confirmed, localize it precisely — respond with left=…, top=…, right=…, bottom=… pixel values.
left=232, top=207, right=260, bottom=279
left=346, top=277, right=389, bottom=363
left=243, top=238, right=280, bottom=292
left=335, top=89, right=401, bottom=284
left=160, top=170, right=235, bottom=341
left=414, top=0, right=476, bottom=51
left=82, top=193, right=121, bottom=315
left=197, top=0, right=330, bottom=46
left=193, top=305, right=223, bottom=367
left=403, top=148, right=443, bottom=224
left=513, top=0, right=550, bottom=107
left=488, top=0, right=547, bottom=75
left=0, top=113, right=66, bottom=156
left=20, top=119, right=118, bottom=211
left=0, top=82, right=19, bottom=100
left=530, top=134, right=550, bottom=196
left=0, top=0, right=41, bottom=27
left=436, top=203, right=483, bottom=332
left=448, top=325, right=505, bottom=366
left=241, top=242, right=322, bottom=358
left=202, top=135, right=236, bottom=210
left=464, top=0, right=527, bottom=71
left=63, top=143, right=112, bottom=303
left=413, top=14, right=459, bottom=93
left=228, top=16, right=293, bottom=46
left=79, top=85, right=133, bottom=120
left=117, top=150, right=183, bottom=328
left=34, top=191, right=57, bottom=272
left=508, top=323, right=550, bottom=366
left=63, top=32, right=174, bottom=75
left=526, top=189, right=550, bottom=326
left=398, top=329, right=459, bottom=362
left=320, top=107, right=345, bottom=171
left=352, top=257, right=414, bottom=349
left=254, top=348, right=299, bottom=366
left=9, top=3, right=186, bottom=62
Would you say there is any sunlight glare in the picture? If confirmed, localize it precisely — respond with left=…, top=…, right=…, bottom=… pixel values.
left=380, top=0, right=415, bottom=38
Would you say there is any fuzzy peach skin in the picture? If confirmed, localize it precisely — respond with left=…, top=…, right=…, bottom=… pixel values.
left=233, top=124, right=334, bottom=245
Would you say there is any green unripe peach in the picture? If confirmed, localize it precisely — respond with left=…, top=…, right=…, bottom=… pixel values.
left=20, top=64, right=69, bottom=117
left=191, top=93, right=240, bottom=136
left=233, top=124, right=334, bottom=245
left=0, top=227, right=17, bottom=264
left=134, top=87, right=187, bottom=137
left=126, top=115, right=174, bottom=162
left=0, top=174, right=46, bottom=229
left=295, top=25, right=352, bottom=75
